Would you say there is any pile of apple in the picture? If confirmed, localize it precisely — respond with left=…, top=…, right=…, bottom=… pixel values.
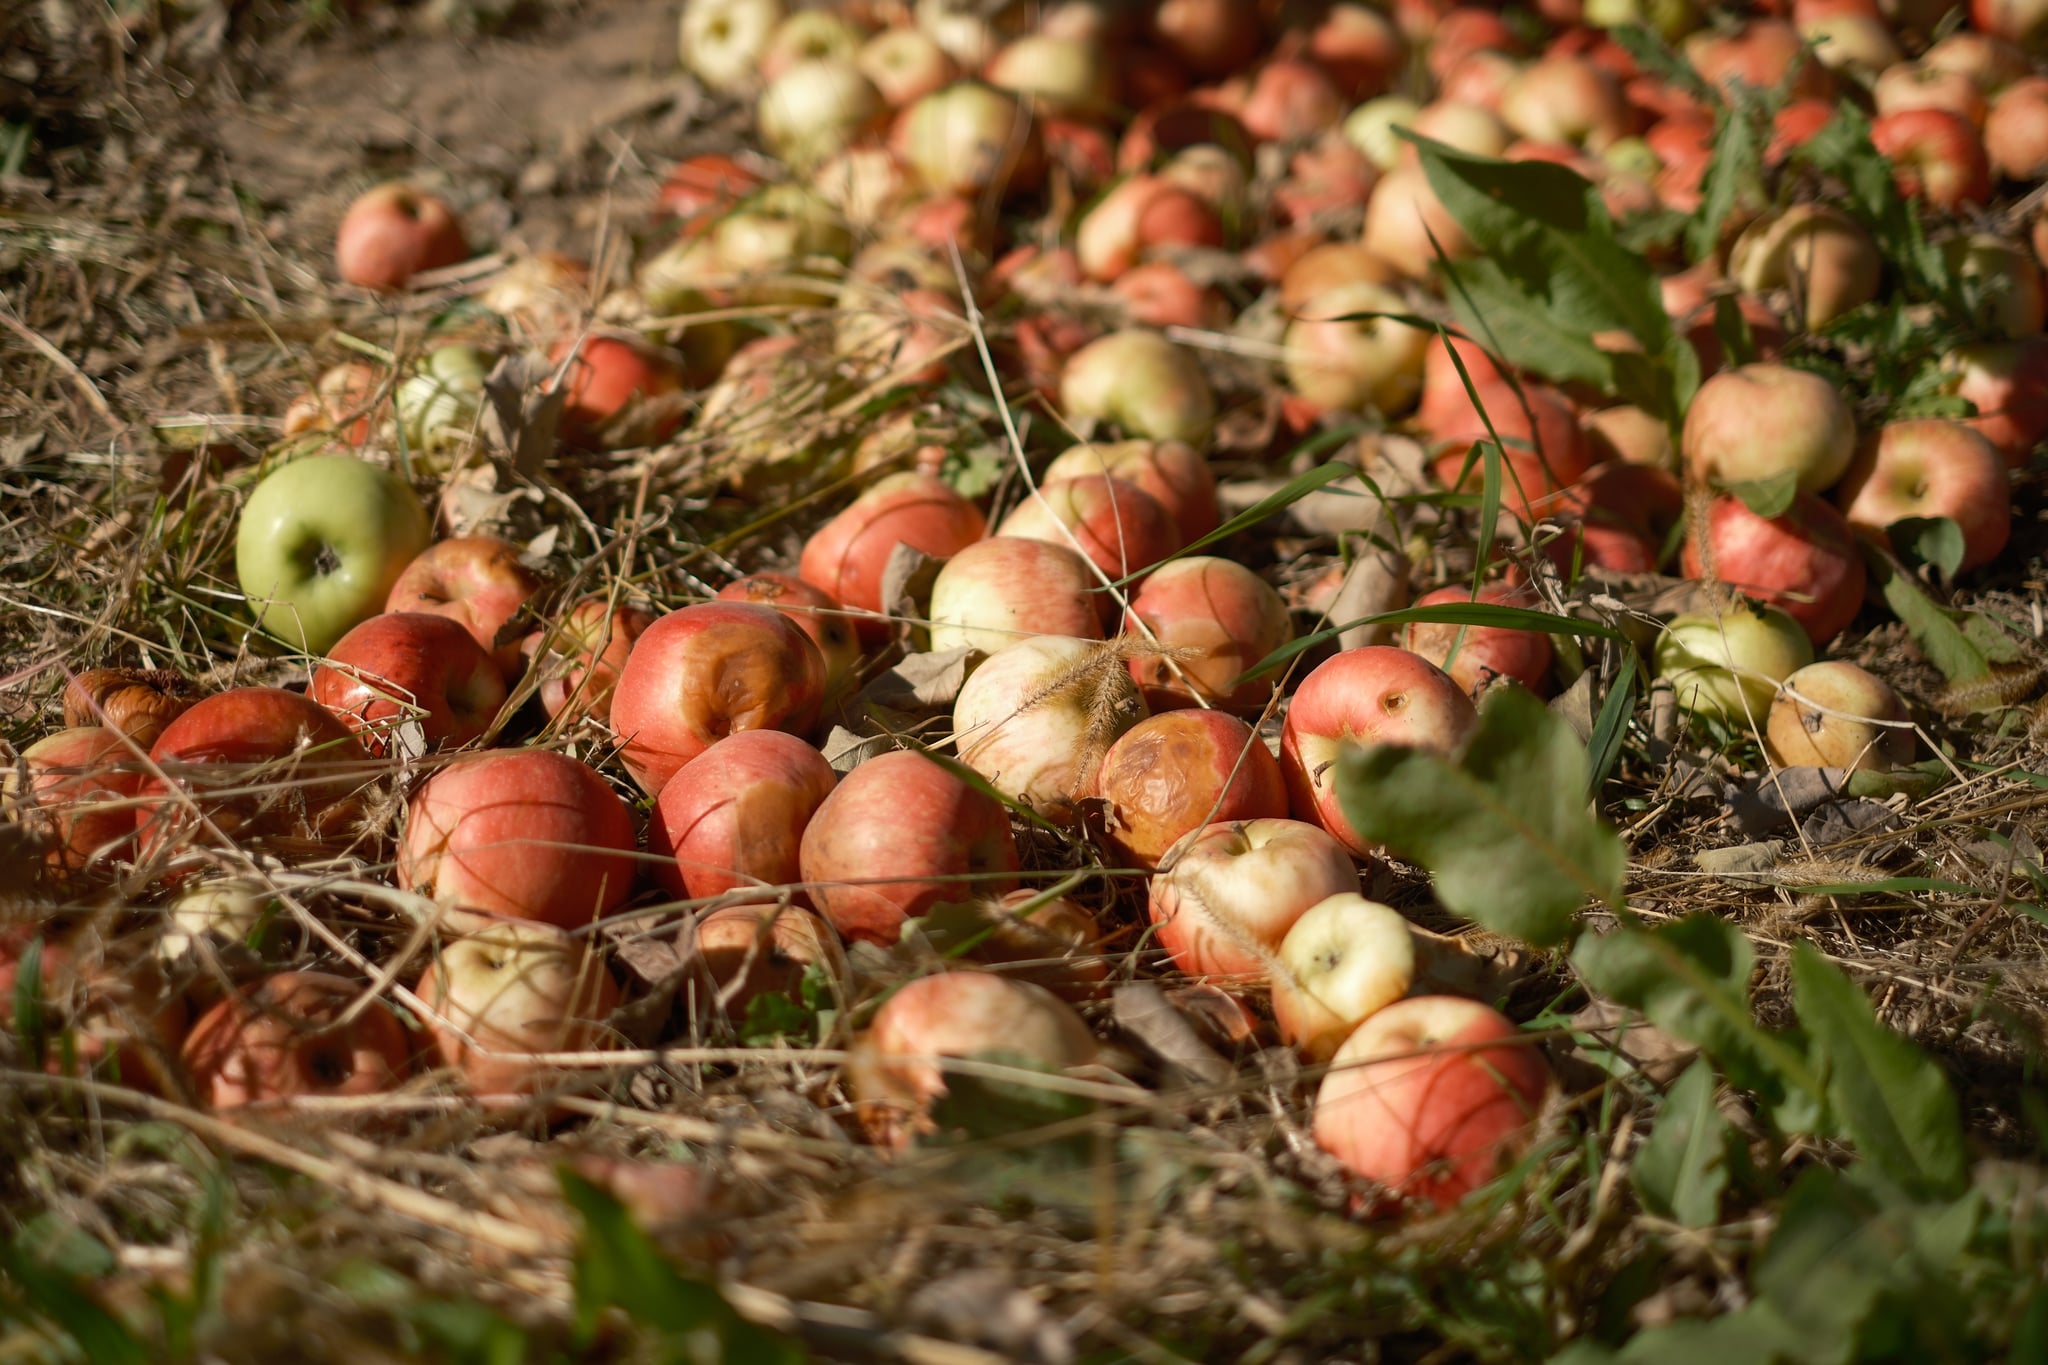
left=9, top=0, right=2048, bottom=1217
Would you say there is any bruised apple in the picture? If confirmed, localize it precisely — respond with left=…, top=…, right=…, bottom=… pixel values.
left=651, top=729, right=837, bottom=902
left=1766, top=660, right=1915, bottom=771
left=1123, top=556, right=1294, bottom=714
left=522, top=597, right=659, bottom=727
left=1094, top=709, right=1288, bottom=869
left=953, top=635, right=1147, bottom=823
left=1146, top=818, right=1360, bottom=978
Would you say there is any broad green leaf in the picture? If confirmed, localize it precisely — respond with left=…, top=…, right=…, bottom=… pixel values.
left=926, top=1050, right=1095, bottom=1145
left=1632, top=1059, right=1733, bottom=1228
left=1745, top=1169, right=1887, bottom=1365
left=1791, top=943, right=1968, bottom=1197
left=1725, top=471, right=1798, bottom=520
left=0, top=1232, right=151, bottom=1365
left=1864, top=545, right=2025, bottom=692
left=1888, top=516, right=1965, bottom=580
left=1710, top=294, right=1759, bottom=370
left=1442, top=256, right=1617, bottom=391
left=1335, top=686, right=1624, bottom=945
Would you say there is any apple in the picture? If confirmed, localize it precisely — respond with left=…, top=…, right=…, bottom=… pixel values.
left=1270, top=893, right=1425, bottom=1061
left=1941, top=338, right=2048, bottom=465
left=1113, top=260, right=1231, bottom=331
left=1094, top=709, right=1288, bottom=869
left=1401, top=99, right=1513, bottom=164
left=136, top=687, right=372, bottom=861
left=548, top=332, right=688, bottom=450
left=1425, top=377, right=1593, bottom=516
left=927, top=536, right=1105, bottom=655
left=893, top=81, right=1045, bottom=199
left=3, top=727, right=145, bottom=879
left=394, top=343, right=490, bottom=462
left=1920, top=28, right=2031, bottom=87
left=757, top=8, right=864, bottom=82
left=1146, top=818, right=1360, bottom=978
left=1873, top=58, right=1989, bottom=124
left=986, top=33, right=1112, bottom=117
left=1986, top=76, right=2048, bottom=179
left=995, top=474, right=1180, bottom=583
left=1311, top=3, right=1408, bottom=99
left=397, top=748, right=639, bottom=930
left=858, top=26, right=958, bottom=107
left=1870, top=108, right=1992, bottom=209
left=1833, top=418, right=2011, bottom=573
left=0, top=930, right=188, bottom=1092
left=678, top=0, right=785, bottom=92
left=655, top=153, right=765, bottom=223
left=1162, top=142, right=1254, bottom=220
left=1151, top=0, right=1261, bottom=75
left=385, top=535, right=546, bottom=681
left=1974, top=0, right=2048, bottom=57
left=1684, top=19, right=1830, bottom=101
left=414, top=919, right=620, bottom=1102
left=1075, top=175, right=1225, bottom=283
left=953, top=634, right=1147, bottom=823
left=1500, top=55, right=1631, bottom=151
left=1654, top=600, right=1815, bottom=724
left=309, top=611, right=507, bottom=754
left=1283, top=279, right=1432, bottom=416
left=1802, top=11, right=1902, bottom=79
left=1682, top=492, right=1867, bottom=646
left=914, top=0, right=1003, bottom=68
left=715, top=571, right=862, bottom=700
left=650, top=729, right=837, bottom=903
left=157, top=875, right=284, bottom=961
left=759, top=57, right=885, bottom=171
left=61, top=666, right=197, bottom=749
left=1280, top=646, right=1479, bottom=858
left=1581, top=404, right=1675, bottom=470
left=335, top=183, right=468, bottom=292
left=236, top=454, right=431, bottom=655
left=1944, top=233, right=2047, bottom=340
left=799, top=749, right=1021, bottom=946
left=1426, top=9, right=1523, bottom=84
left=1681, top=361, right=1857, bottom=492
left=1312, top=995, right=1553, bottom=1208
left=1122, top=555, right=1294, bottom=714
left=1280, top=242, right=1404, bottom=315
left=1729, top=204, right=1883, bottom=330
left=847, top=970, right=1098, bottom=1148
left=182, top=971, right=413, bottom=1109
left=677, top=903, right=846, bottom=1022
left=1402, top=581, right=1556, bottom=699
left=1116, top=99, right=1256, bottom=176
left=915, top=888, right=1107, bottom=1001
left=1059, top=329, right=1218, bottom=443
left=707, top=183, right=856, bottom=310
left=1344, top=94, right=1425, bottom=169
left=1766, top=659, right=1915, bottom=771
left=1239, top=58, right=1348, bottom=143
left=1680, top=292, right=1790, bottom=375
left=608, top=602, right=828, bottom=797
left=1361, top=162, right=1477, bottom=280
left=281, top=359, right=381, bottom=446
left=522, top=597, right=659, bottom=726
left=799, top=471, right=987, bottom=635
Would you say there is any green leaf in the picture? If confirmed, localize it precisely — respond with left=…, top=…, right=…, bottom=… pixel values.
left=1690, top=97, right=1761, bottom=264
left=1710, top=294, right=1759, bottom=371
left=1334, top=686, right=1624, bottom=945
left=1888, top=516, right=1965, bottom=580
left=12, top=935, right=45, bottom=1069
left=1864, top=545, right=2026, bottom=691
left=1632, top=1059, right=1733, bottom=1228
left=1725, top=471, right=1798, bottom=520
left=1585, top=652, right=1640, bottom=795
left=1442, top=256, right=1617, bottom=391
left=563, top=1171, right=806, bottom=1363
left=0, top=1231, right=150, bottom=1365
left=1794, top=107, right=1949, bottom=299
left=925, top=1050, right=1095, bottom=1146
left=1791, top=943, right=1967, bottom=1197
left=739, top=991, right=814, bottom=1044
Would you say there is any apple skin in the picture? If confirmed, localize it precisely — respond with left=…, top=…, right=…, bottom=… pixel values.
left=136, top=687, right=372, bottom=860
left=1655, top=600, right=1816, bottom=724
left=1041, top=439, right=1220, bottom=548
left=1094, top=709, right=1289, bottom=870
left=1870, top=108, right=1993, bottom=209
left=5, top=727, right=146, bottom=880
left=677, top=904, right=846, bottom=1023
left=892, top=81, right=1046, bottom=200
left=549, top=333, right=688, bottom=450
left=182, top=971, right=413, bottom=1110
left=414, top=919, right=620, bottom=1103
left=1423, top=377, right=1593, bottom=516
left=678, top=0, right=784, bottom=92
left=1942, top=338, right=2048, bottom=465
left=1728, top=207, right=1882, bottom=332
left=608, top=602, right=828, bottom=797
left=995, top=475, right=1181, bottom=584
left=1076, top=175, right=1225, bottom=283
left=309, top=611, right=508, bottom=755
left=397, top=749, right=639, bottom=931
left=1058, top=329, right=1218, bottom=444
left=799, top=749, right=1021, bottom=947
left=798, top=471, right=989, bottom=634
left=1147, top=817, right=1361, bottom=979
left=1767, top=660, right=1916, bottom=771
left=1283, top=279, right=1432, bottom=416
left=62, top=668, right=199, bottom=750
left=1832, top=419, right=2012, bottom=573
left=1986, top=76, right=2048, bottom=179
left=927, top=536, right=1105, bottom=655
left=385, top=536, right=547, bottom=681
left=1361, top=162, right=1476, bottom=280
left=1682, top=362, right=1857, bottom=493
left=953, top=634, right=1148, bottom=824
left=651, top=729, right=837, bottom=903
left=1402, top=582, right=1556, bottom=699
left=1271, top=892, right=1420, bottom=1062
left=656, top=152, right=766, bottom=222
left=521, top=598, right=659, bottom=726
left=1123, top=556, right=1294, bottom=714
left=335, top=183, right=468, bottom=292
left=847, top=970, right=1098, bottom=1149
left=758, top=57, right=885, bottom=171
left=1682, top=492, right=1868, bottom=647
left=236, top=454, right=432, bottom=655
left=1312, top=995, right=1553, bottom=1209
left=1280, top=647, right=1479, bottom=859
left=716, top=571, right=862, bottom=700
left=859, top=26, right=958, bottom=107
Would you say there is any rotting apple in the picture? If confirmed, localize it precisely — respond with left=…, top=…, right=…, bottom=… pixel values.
left=676, top=903, right=846, bottom=1023
left=1766, top=659, right=1916, bottom=771
left=1402, top=581, right=1556, bottom=699
left=716, top=571, right=863, bottom=700
left=1122, top=555, right=1294, bottom=714
left=1094, top=709, right=1288, bottom=870
left=1146, top=817, right=1361, bottom=979
left=651, top=728, right=837, bottom=903
left=952, top=634, right=1147, bottom=824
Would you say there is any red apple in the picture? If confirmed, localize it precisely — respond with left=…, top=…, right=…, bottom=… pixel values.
left=1833, top=419, right=2011, bottom=572
left=1870, top=108, right=1992, bottom=209
left=5, top=727, right=145, bottom=879
left=385, top=536, right=547, bottom=680
left=415, top=919, right=620, bottom=1102
left=335, top=183, right=468, bottom=292
left=799, top=471, right=989, bottom=636
left=1146, top=817, right=1360, bottom=978
left=1310, top=3, right=1407, bottom=98
left=1986, top=76, right=2048, bottom=178
left=1682, top=362, right=1857, bottom=492
left=522, top=597, right=659, bottom=726
left=651, top=729, right=837, bottom=903
left=1239, top=58, right=1347, bottom=143
left=1094, top=709, right=1288, bottom=870
left=799, top=749, right=1021, bottom=946
left=397, top=748, right=639, bottom=930
left=1425, top=377, right=1593, bottom=516
left=1280, top=646, right=1479, bottom=858
left=952, top=634, right=1147, bottom=823
left=182, top=971, right=413, bottom=1109
left=1151, top=0, right=1261, bottom=76
left=995, top=474, right=1181, bottom=583
left=927, top=536, right=1105, bottom=654
left=1402, top=582, right=1556, bottom=699
left=677, top=903, right=846, bottom=1023
left=1681, top=492, right=1867, bottom=646
left=1312, top=995, right=1553, bottom=1208
left=655, top=153, right=765, bottom=222
left=0, top=930, right=187, bottom=1093
left=309, top=612, right=507, bottom=754
left=608, top=601, right=828, bottom=796
left=548, top=333, right=688, bottom=449
left=716, top=571, right=863, bottom=699
left=1123, top=555, right=1294, bottom=714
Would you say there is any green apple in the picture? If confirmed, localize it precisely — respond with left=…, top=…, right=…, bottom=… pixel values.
left=236, top=454, right=430, bottom=654
left=1655, top=599, right=1814, bottom=726
left=395, top=343, right=491, bottom=459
